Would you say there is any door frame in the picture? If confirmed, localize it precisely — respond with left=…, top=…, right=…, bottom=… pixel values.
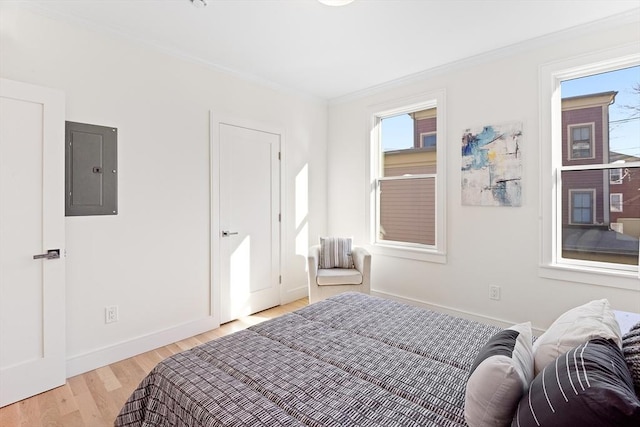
left=209, top=112, right=283, bottom=326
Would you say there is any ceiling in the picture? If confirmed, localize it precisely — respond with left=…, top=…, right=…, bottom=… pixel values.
left=19, top=0, right=640, bottom=100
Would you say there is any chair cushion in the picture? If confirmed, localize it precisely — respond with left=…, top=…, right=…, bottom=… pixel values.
left=316, top=268, right=363, bottom=286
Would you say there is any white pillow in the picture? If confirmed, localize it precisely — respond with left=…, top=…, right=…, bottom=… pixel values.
left=532, top=299, right=622, bottom=376
left=464, top=322, right=534, bottom=427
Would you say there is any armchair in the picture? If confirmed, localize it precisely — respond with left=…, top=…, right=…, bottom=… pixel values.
left=307, top=244, right=371, bottom=304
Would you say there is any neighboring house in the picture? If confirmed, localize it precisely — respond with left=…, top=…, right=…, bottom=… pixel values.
left=609, top=150, right=640, bottom=236
left=561, top=91, right=639, bottom=264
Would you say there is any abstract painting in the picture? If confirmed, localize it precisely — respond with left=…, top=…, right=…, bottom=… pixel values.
left=461, top=122, right=522, bottom=206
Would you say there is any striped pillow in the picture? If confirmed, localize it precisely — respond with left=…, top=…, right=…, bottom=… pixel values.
left=319, top=237, right=353, bottom=269
left=622, top=322, right=640, bottom=392
left=511, top=338, right=640, bottom=427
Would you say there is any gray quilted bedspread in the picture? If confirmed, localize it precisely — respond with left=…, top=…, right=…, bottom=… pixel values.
left=114, top=293, right=499, bottom=427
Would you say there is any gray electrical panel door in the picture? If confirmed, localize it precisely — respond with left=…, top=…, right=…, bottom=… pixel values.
left=65, top=121, right=117, bottom=216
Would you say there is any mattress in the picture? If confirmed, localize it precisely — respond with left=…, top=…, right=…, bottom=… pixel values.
left=115, top=292, right=499, bottom=426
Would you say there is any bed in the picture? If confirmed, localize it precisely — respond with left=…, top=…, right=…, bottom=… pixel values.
left=115, top=292, right=502, bottom=426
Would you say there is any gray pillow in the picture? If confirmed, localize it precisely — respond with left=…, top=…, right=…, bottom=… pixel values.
left=464, top=322, right=534, bottom=427
left=511, top=338, right=640, bottom=427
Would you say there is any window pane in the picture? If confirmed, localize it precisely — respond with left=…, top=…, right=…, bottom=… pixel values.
left=561, top=170, right=638, bottom=265
left=379, top=177, right=435, bottom=245
left=562, top=66, right=640, bottom=163
left=380, top=108, right=437, bottom=177
left=570, top=190, right=592, bottom=224
left=421, top=133, right=436, bottom=149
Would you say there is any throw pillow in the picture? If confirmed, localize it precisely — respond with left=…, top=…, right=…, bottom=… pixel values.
left=622, top=321, right=640, bottom=392
left=532, top=299, right=621, bottom=376
left=464, top=322, right=534, bottom=427
left=511, top=338, right=640, bottom=427
left=319, top=237, right=353, bottom=269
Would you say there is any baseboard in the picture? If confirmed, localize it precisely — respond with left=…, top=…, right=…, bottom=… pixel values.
left=281, top=284, right=308, bottom=305
left=371, top=290, right=546, bottom=336
left=66, top=316, right=218, bottom=378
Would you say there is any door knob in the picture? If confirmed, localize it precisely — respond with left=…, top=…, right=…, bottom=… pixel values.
left=33, top=249, right=60, bottom=260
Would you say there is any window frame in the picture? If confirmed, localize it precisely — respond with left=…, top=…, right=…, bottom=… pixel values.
left=539, top=45, right=640, bottom=289
left=366, top=90, right=447, bottom=263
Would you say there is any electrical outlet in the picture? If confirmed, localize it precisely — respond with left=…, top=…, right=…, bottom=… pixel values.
left=105, top=305, right=119, bottom=323
left=489, top=285, right=501, bottom=301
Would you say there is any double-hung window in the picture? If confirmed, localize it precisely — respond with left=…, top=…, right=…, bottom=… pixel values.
left=540, top=47, right=640, bottom=288
left=569, top=190, right=595, bottom=224
left=368, top=90, right=446, bottom=262
left=568, top=124, right=594, bottom=159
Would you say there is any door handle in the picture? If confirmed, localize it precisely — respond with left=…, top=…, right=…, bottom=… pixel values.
left=221, top=230, right=239, bottom=237
left=33, top=249, right=60, bottom=260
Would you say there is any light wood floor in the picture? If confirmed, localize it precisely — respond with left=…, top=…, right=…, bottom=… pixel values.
left=0, top=298, right=308, bottom=427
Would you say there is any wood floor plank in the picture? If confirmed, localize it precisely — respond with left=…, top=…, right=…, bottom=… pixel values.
left=74, top=390, right=108, bottom=427
left=35, top=388, right=61, bottom=427
left=53, top=383, right=79, bottom=416
left=16, top=396, right=40, bottom=427
left=67, top=375, right=90, bottom=397
left=95, top=366, right=122, bottom=392
left=0, top=297, right=308, bottom=427
left=131, top=349, right=163, bottom=375
left=0, top=402, right=20, bottom=426
left=59, top=410, right=86, bottom=427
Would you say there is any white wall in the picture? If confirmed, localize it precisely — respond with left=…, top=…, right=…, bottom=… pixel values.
left=0, top=4, right=327, bottom=375
left=327, top=16, right=640, bottom=332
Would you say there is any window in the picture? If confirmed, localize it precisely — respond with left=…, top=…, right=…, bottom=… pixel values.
left=420, top=132, right=437, bottom=149
left=610, top=193, right=623, bottom=212
left=569, top=190, right=594, bottom=224
left=568, top=124, right=593, bottom=159
left=368, top=90, right=446, bottom=262
left=609, top=168, right=623, bottom=184
left=540, top=47, right=640, bottom=288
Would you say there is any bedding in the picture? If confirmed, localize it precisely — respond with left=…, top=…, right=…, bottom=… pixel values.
left=114, top=292, right=502, bottom=427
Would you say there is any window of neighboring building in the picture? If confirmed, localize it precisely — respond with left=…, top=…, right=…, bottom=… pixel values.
left=610, top=193, right=623, bottom=212
left=569, top=190, right=594, bottom=224
left=420, top=132, right=437, bottom=149
left=610, top=168, right=623, bottom=184
left=368, top=90, right=446, bottom=263
left=539, top=49, right=640, bottom=288
left=568, top=124, right=594, bottom=159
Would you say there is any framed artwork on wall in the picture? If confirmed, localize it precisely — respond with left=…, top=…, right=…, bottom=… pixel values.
left=461, top=122, right=523, bottom=206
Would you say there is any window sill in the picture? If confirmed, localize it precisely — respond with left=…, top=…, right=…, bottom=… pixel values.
left=539, top=263, right=639, bottom=291
left=370, top=243, right=447, bottom=264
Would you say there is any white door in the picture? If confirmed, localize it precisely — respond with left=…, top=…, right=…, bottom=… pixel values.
left=0, top=78, right=66, bottom=407
left=218, top=123, right=280, bottom=324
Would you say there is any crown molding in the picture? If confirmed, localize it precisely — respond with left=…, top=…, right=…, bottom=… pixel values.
left=329, top=8, right=640, bottom=106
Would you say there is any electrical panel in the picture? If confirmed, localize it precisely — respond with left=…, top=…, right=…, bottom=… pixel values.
left=65, top=121, right=118, bottom=216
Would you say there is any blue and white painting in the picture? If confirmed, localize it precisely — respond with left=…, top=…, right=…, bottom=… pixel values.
left=461, top=122, right=522, bottom=206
